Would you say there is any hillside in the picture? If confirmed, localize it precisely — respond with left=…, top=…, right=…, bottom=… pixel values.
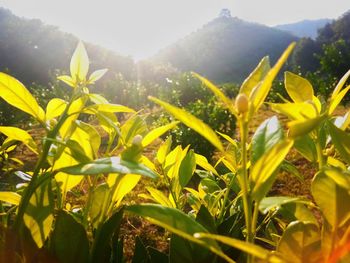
left=0, top=8, right=135, bottom=86
left=152, top=12, right=298, bottom=83
left=275, top=19, right=332, bottom=39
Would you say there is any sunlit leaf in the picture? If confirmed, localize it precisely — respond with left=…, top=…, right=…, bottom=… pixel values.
left=60, top=156, right=158, bottom=179
left=270, top=102, right=318, bottom=120
left=240, top=56, right=270, bottom=96
left=331, top=69, right=350, bottom=101
left=142, top=121, right=179, bottom=147
left=259, top=196, right=311, bottom=214
left=328, top=122, right=350, bottom=164
left=179, top=150, right=196, bottom=187
left=59, top=97, right=85, bottom=138
left=288, top=115, right=326, bottom=138
left=250, top=140, right=294, bottom=202
left=89, top=184, right=110, bottom=228
left=46, top=98, right=67, bottom=120
left=284, top=72, right=314, bottom=103
left=72, top=121, right=101, bottom=159
left=88, top=68, right=108, bottom=84
left=0, top=191, right=21, bottom=205
left=329, top=85, right=350, bottom=114
left=0, top=72, right=45, bottom=122
left=149, top=96, right=224, bottom=152
left=57, top=75, right=75, bottom=88
left=23, top=178, right=54, bottom=248
left=83, top=103, right=135, bottom=114
left=250, top=42, right=296, bottom=116
left=70, top=41, right=89, bottom=82
left=192, top=72, right=236, bottom=115
left=0, top=126, right=37, bottom=154
left=107, top=173, right=141, bottom=206
left=156, top=136, right=172, bottom=165
left=278, top=221, right=321, bottom=263
left=251, top=116, right=283, bottom=164
left=195, top=153, right=218, bottom=176
left=194, top=233, right=284, bottom=263
left=144, top=187, right=174, bottom=207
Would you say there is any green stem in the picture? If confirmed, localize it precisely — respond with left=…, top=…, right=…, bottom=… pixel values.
left=315, top=135, right=324, bottom=170
left=239, top=118, right=253, bottom=263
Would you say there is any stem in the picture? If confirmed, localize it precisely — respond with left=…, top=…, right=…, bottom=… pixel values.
left=315, top=135, right=324, bottom=170
left=218, top=173, right=236, bottom=223
left=239, top=117, right=253, bottom=263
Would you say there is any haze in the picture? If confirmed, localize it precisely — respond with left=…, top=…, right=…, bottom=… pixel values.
left=0, top=0, right=349, bottom=60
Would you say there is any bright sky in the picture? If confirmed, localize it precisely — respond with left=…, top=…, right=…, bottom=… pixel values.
left=0, top=0, right=349, bottom=60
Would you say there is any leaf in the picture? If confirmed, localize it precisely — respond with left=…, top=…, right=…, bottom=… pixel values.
left=89, top=184, right=111, bottom=228
left=91, top=208, right=124, bottom=263
left=270, top=102, right=318, bottom=120
left=70, top=41, right=89, bottom=82
left=259, top=196, right=306, bottom=214
left=250, top=42, right=296, bottom=115
left=125, top=204, right=232, bottom=262
left=23, top=178, right=54, bottom=248
left=179, top=150, right=196, bottom=188
left=121, top=115, right=148, bottom=146
left=278, top=203, right=319, bottom=226
left=311, top=168, right=350, bottom=228
left=156, top=136, right=172, bottom=165
left=287, top=115, right=326, bottom=138
left=148, top=247, right=168, bottom=263
left=251, top=116, right=283, bottom=164
left=88, top=68, right=108, bottom=84
left=294, top=135, right=317, bottom=162
left=60, top=156, right=158, bottom=179
left=107, top=173, right=141, bottom=206
left=192, top=72, right=236, bottom=115
left=240, top=56, right=270, bottom=96
left=132, top=236, right=150, bottom=263
left=142, top=121, right=179, bottom=147
left=0, top=191, right=21, bottom=205
left=329, top=85, right=350, bottom=114
left=278, top=221, right=321, bottom=263
left=328, top=121, right=350, bottom=164
left=145, top=186, right=174, bottom=207
left=0, top=126, right=38, bottom=154
left=194, top=153, right=219, bottom=176
left=0, top=72, right=45, bottom=122
left=83, top=103, right=135, bottom=114
left=149, top=97, right=224, bottom=152
left=50, top=210, right=89, bottom=263
left=194, top=233, right=283, bottom=263
left=73, top=121, right=101, bottom=159
left=331, top=69, right=350, bottom=101
left=250, top=140, right=294, bottom=202
left=46, top=98, right=67, bottom=120
left=57, top=75, right=75, bottom=88
left=284, top=72, right=314, bottom=103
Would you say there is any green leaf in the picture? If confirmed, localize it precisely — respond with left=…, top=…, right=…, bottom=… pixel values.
left=89, top=184, right=111, bottom=228
left=0, top=191, right=21, bottom=205
left=0, top=126, right=37, bottom=154
left=70, top=41, right=89, bottom=82
left=192, top=72, right=236, bottom=115
left=60, top=156, right=158, bottom=179
left=132, top=236, right=150, bottom=263
left=284, top=72, right=314, bottom=103
left=57, top=75, right=75, bottom=87
left=287, top=115, right=326, bottom=138
left=179, top=150, right=196, bottom=188
left=278, top=221, right=321, bottom=263
left=250, top=140, right=294, bottom=202
left=250, top=42, right=296, bottom=116
left=50, top=210, right=89, bottom=263
left=194, top=233, right=283, bottom=262
left=88, top=68, right=108, bottom=84
left=328, top=122, right=350, bottom=164
left=142, top=121, right=179, bottom=147
left=91, top=208, right=124, bottom=263
left=240, top=56, right=270, bottom=96
left=0, top=72, right=45, bottom=122
left=46, top=98, right=67, bottom=120
left=294, top=135, right=317, bottom=162
left=311, top=168, right=350, bottom=228
left=278, top=203, right=319, bottom=226
left=251, top=116, right=283, bottom=164
left=259, top=196, right=307, bottom=214
left=23, top=178, right=54, bottom=248
left=149, top=97, right=224, bottom=152
left=121, top=115, right=148, bottom=146
left=148, top=247, right=168, bottom=263
left=125, top=204, right=233, bottom=262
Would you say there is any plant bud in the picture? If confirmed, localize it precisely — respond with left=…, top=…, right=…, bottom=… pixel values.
left=132, top=134, right=143, bottom=146
left=235, top=93, right=249, bottom=114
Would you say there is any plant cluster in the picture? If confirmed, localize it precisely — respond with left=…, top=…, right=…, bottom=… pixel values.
left=0, top=41, right=350, bottom=263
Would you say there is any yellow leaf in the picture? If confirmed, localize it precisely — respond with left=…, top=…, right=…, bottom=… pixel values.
left=284, top=72, right=314, bottom=103
left=192, top=72, right=236, bottom=115
left=88, top=69, right=108, bottom=84
left=57, top=75, right=75, bottom=88
left=70, top=41, right=89, bottom=82
left=287, top=115, right=326, bottom=138
left=145, top=186, right=174, bottom=207
left=331, top=69, right=350, bottom=100
left=195, top=153, right=219, bottom=176
left=72, top=121, right=100, bottom=159
left=270, top=102, right=318, bottom=120
left=329, top=85, right=350, bottom=114
left=0, top=191, right=21, bottom=205
left=107, top=173, right=141, bottom=206
left=0, top=72, right=45, bottom=122
left=142, top=121, right=179, bottom=147
left=59, top=97, right=85, bottom=138
left=46, top=98, right=67, bottom=120
left=149, top=96, right=224, bottom=152
left=0, top=126, right=37, bottom=154
left=250, top=43, right=296, bottom=116
left=156, top=136, right=172, bottom=165
left=240, top=56, right=270, bottom=96
left=83, top=103, right=135, bottom=114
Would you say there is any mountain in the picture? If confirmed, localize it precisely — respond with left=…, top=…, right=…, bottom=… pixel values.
left=0, top=8, right=135, bottom=86
left=152, top=13, right=298, bottom=84
left=275, top=19, right=333, bottom=39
